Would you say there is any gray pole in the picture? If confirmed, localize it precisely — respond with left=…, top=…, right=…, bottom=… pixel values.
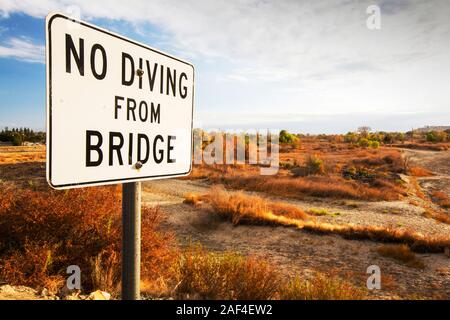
left=121, top=181, right=141, bottom=300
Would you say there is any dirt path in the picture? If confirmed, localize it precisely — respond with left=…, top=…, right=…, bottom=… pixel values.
left=400, top=149, right=450, bottom=202
left=142, top=177, right=450, bottom=299
left=401, top=149, right=450, bottom=176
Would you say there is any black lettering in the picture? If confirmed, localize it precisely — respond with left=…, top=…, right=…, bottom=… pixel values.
left=139, top=101, right=148, bottom=122
left=138, top=58, right=143, bottom=89
left=128, top=132, right=133, bottom=165
left=90, top=44, right=107, bottom=80
left=168, top=135, right=176, bottom=163
left=146, top=61, right=158, bottom=91
left=109, top=132, right=124, bottom=166
left=137, top=134, right=150, bottom=164
left=160, top=64, right=164, bottom=94
left=86, top=130, right=103, bottom=166
left=122, top=52, right=135, bottom=86
left=179, top=72, right=188, bottom=99
left=166, top=67, right=176, bottom=96
left=150, top=103, right=160, bottom=124
left=127, top=98, right=136, bottom=121
left=153, top=135, right=164, bottom=164
left=65, top=34, right=84, bottom=76
left=114, top=96, right=124, bottom=119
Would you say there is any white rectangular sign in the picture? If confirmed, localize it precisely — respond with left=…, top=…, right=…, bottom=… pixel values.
left=46, top=13, right=194, bottom=189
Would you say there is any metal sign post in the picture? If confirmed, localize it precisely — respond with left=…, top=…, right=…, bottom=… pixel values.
left=121, top=182, right=141, bottom=300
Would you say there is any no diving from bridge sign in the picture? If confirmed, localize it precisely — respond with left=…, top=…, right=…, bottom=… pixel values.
left=46, top=13, right=194, bottom=189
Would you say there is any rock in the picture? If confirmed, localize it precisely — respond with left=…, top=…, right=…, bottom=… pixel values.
left=58, top=285, right=80, bottom=298
left=64, top=294, right=81, bottom=300
left=88, top=290, right=111, bottom=300
left=0, top=285, right=40, bottom=299
left=445, top=247, right=450, bottom=258
left=40, top=288, right=49, bottom=297
left=0, top=285, right=16, bottom=295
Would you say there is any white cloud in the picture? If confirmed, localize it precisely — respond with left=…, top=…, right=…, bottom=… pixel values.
left=1, top=1, right=448, bottom=62
left=0, top=36, right=44, bottom=63
left=2, top=1, right=449, bottom=79
left=1, top=0, right=449, bottom=130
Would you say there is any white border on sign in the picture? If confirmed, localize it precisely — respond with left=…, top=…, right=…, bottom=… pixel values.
left=45, top=12, right=195, bottom=189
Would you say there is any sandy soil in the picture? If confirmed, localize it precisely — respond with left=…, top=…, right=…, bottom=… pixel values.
left=142, top=148, right=450, bottom=299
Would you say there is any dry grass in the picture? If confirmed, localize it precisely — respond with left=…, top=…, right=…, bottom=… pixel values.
left=175, top=244, right=280, bottom=299
left=0, top=146, right=46, bottom=164
left=206, top=185, right=310, bottom=225
left=175, top=244, right=366, bottom=300
left=307, top=208, right=340, bottom=217
left=189, top=187, right=450, bottom=254
left=212, top=174, right=402, bottom=201
left=411, top=177, right=427, bottom=200
left=434, top=212, right=450, bottom=224
left=390, top=143, right=449, bottom=151
left=183, top=193, right=207, bottom=206
left=352, top=151, right=406, bottom=173
left=408, top=166, right=434, bottom=177
left=187, top=145, right=407, bottom=202
left=280, top=273, right=366, bottom=300
left=432, top=191, right=450, bottom=209
left=377, top=244, right=425, bottom=269
left=411, top=180, right=450, bottom=224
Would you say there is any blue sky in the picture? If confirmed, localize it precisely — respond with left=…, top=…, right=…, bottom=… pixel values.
left=0, top=0, right=449, bottom=133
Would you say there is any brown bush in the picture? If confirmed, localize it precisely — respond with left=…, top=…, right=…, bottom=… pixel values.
left=280, top=274, right=366, bottom=300
left=0, top=184, right=175, bottom=295
left=206, top=186, right=309, bottom=225
left=189, top=161, right=404, bottom=202
left=432, top=191, right=450, bottom=209
left=183, top=193, right=208, bottom=206
left=352, top=151, right=406, bottom=173
left=408, top=166, right=434, bottom=177
left=291, top=154, right=326, bottom=177
left=377, top=244, right=425, bottom=269
left=175, top=244, right=280, bottom=299
left=391, top=143, right=449, bottom=151
left=174, top=244, right=367, bottom=300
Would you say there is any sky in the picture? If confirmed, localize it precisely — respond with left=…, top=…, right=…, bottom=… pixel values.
left=0, top=0, right=449, bottom=134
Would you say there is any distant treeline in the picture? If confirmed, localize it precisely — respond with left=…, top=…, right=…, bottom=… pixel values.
left=0, top=127, right=45, bottom=146
left=278, top=126, right=450, bottom=148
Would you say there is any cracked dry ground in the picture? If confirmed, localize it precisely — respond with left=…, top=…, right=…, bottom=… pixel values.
left=142, top=148, right=450, bottom=300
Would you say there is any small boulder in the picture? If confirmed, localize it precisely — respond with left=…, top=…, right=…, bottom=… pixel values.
left=40, top=288, right=49, bottom=297
left=88, top=290, right=111, bottom=300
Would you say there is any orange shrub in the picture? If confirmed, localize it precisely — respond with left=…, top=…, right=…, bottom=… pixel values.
left=352, top=151, right=406, bottom=173
left=430, top=191, right=450, bottom=212
left=0, top=184, right=175, bottom=295
left=377, top=244, right=425, bottom=269
left=280, top=273, right=366, bottom=300
left=212, top=174, right=402, bottom=201
left=175, top=244, right=280, bottom=299
left=206, top=186, right=309, bottom=225
left=408, top=166, right=434, bottom=177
